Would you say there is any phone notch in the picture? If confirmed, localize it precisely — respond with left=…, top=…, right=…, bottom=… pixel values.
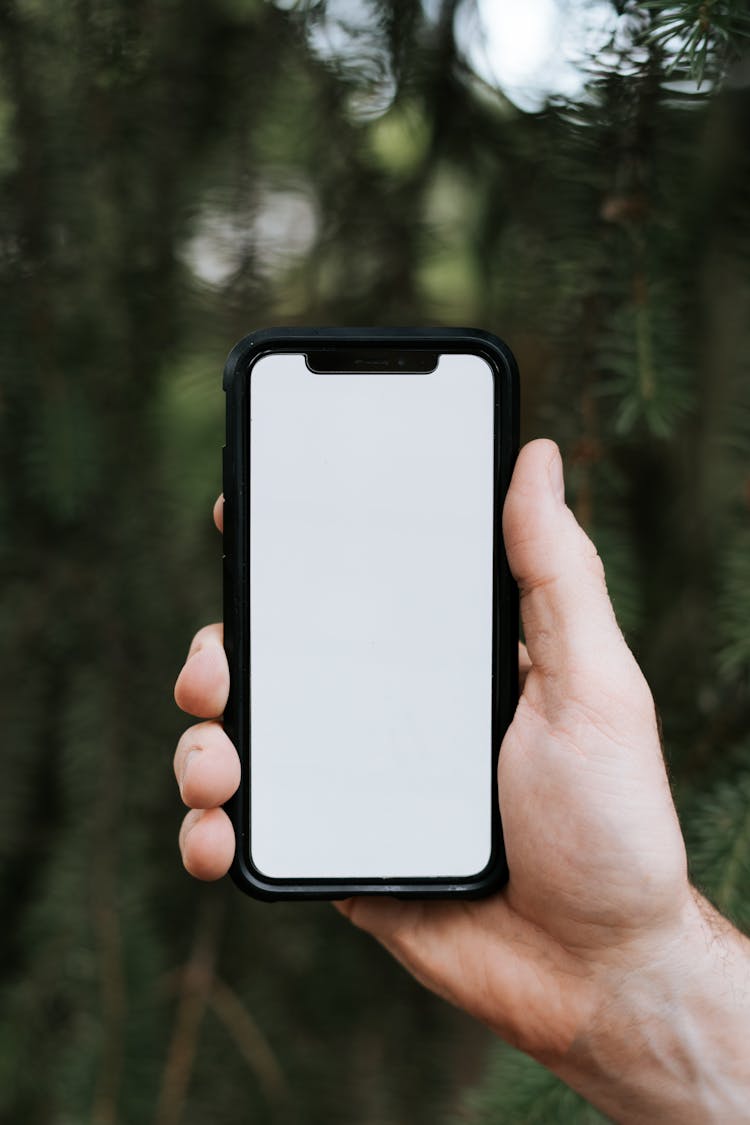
left=305, top=349, right=438, bottom=375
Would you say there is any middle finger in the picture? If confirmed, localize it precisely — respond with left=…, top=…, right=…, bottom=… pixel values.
left=174, top=720, right=240, bottom=809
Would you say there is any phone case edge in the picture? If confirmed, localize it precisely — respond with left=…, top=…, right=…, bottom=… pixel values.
left=223, top=327, right=519, bottom=902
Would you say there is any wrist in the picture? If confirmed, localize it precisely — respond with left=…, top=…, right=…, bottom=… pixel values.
left=556, top=889, right=750, bottom=1123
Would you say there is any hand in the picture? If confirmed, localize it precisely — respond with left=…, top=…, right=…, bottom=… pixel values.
left=173, top=440, right=750, bottom=1123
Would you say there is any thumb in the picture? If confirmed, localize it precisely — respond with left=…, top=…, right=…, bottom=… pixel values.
left=502, top=440, right=631, bottom=681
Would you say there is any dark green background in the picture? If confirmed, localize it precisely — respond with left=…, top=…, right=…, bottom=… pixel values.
left=1, top=2, right=748, bottom=1122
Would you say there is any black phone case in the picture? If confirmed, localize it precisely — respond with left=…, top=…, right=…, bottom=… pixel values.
left=223, top=327, right=519, bottom=900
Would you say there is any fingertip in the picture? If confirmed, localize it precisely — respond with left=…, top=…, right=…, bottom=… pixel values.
left=179, top=808, right=235, bottom=881
left=502, top=451, right=565, bottom=592
left=544, top=443, right=565, bottom=505
left=510, top=439, right=562, bottom=498
left=174, top=645, right=229, bottom=718
left=178, top=728, right=241, bottom=809
left=173, top=654, right=201, bottom=713
left=332, top=895, right=416, bottom=944
left=174, top=663, right=190, bottom=710
left=213, top=494, right=224, bottom=533
left=332, top=897, right=354, bottom=919
left=503, top=440, right=628, bottom=681
left=187, top=623, right=224, bottom=660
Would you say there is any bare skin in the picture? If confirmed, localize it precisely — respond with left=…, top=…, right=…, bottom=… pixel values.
left=174, top=439, right=750, bottom=1122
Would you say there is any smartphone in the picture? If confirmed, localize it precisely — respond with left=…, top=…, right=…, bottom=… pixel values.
left=222, top=328, right=518, bottom=900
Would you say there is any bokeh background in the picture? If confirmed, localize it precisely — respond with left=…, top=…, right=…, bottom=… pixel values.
left=1, top=1, right=749, bottom=1122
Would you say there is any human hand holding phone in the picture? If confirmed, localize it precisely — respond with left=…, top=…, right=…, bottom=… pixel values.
left=174, top=439, right=750, bottom=1123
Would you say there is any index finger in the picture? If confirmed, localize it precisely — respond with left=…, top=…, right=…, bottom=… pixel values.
left=214, top=494, right=223, bottom=533
left=174, top=623, right=229, bottom=718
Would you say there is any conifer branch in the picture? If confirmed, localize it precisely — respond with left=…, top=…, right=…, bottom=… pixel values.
left=715, top=793, right=750, bottom=916
left=91, top=670, right=128, bottom=1125
left=209, top=976, right=288, bottom=1106
left=153, top=902, right=223, bottom=1125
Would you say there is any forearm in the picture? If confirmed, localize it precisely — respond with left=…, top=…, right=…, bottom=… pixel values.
left=557, top=891, right=750, bottom=1124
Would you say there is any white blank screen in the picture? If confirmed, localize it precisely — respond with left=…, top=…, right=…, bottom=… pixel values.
left=249, top=352, right=495, bottom=879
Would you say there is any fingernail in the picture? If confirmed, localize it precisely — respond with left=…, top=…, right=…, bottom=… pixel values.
left=180, top=747, right=202, bottom=796
left=547, top=448, right=565, bottom=505
left=174, top=652, right=199, bottom=705
left=179, top=808, right=205, bottom=856
left=179, top=812, right=196, bottom=854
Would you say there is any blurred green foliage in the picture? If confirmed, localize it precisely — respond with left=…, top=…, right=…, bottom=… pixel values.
left=0, top=1, right=748, bottom=1122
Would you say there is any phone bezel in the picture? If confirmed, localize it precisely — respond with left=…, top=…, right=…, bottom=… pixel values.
left=223, top=327, right=519, bottom=900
